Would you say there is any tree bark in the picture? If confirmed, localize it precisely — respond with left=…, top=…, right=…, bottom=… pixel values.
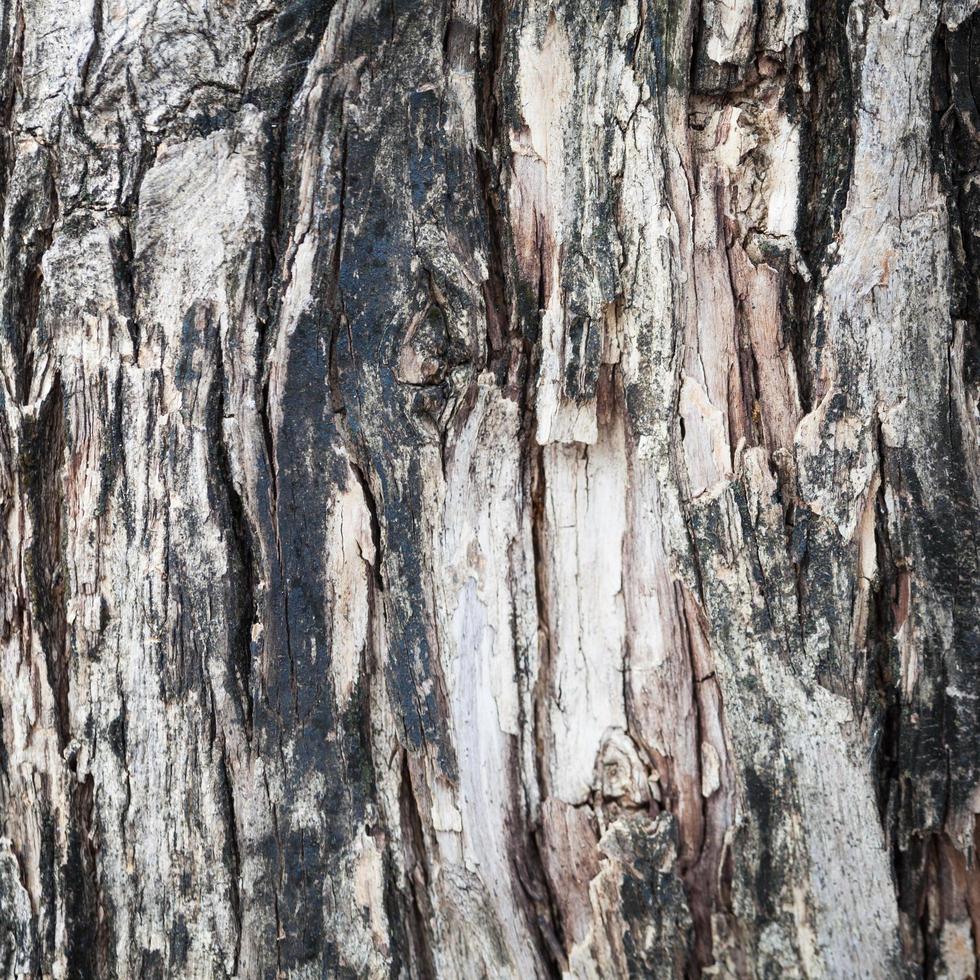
left=1, top=0, right=979, bottom=976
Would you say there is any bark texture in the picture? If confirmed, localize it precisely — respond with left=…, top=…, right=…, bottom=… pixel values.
left=1, top=0, right=979, bottom=977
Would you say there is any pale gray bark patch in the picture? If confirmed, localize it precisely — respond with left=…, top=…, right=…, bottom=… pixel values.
left=1, top=0, right=979, bottom=978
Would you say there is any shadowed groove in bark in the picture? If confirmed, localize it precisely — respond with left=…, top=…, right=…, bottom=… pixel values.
left=527, top=439, right=567, bottom=977
left=64, top=751, right=101, bottom=976
left=23, top=374, right=68, bottom=744
left=0, top=0, right=23, bottom=207
left=398, top=752, right=438, bottom=980
left=3, top=148, right=56, bottom=403
left=932, top=12, right=980, bottom=409
left=208, top=336, right=257, bottom=734
left=793, top=0, right=858, bottom=414
left=217, top=746, right=244, bottom=975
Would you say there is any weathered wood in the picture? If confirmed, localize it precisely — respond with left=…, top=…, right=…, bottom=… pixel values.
left=1, top=0, right=979, bottom=977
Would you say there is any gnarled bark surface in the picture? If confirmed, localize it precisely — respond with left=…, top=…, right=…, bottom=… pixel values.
left=1, top=0, right=979, bottom=977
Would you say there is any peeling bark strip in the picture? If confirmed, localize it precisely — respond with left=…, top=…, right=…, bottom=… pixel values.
left=1, top=0, right=979, bottom=976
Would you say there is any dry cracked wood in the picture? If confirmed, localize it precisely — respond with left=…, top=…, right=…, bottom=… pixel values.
left=1, top=0, right=979, bottom=977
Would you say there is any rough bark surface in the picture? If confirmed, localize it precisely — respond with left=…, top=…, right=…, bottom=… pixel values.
left=1, top=0, right=979, bottom=977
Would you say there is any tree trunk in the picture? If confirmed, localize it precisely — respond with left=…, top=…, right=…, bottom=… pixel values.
left=1, top=0, right=979, bottom=976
